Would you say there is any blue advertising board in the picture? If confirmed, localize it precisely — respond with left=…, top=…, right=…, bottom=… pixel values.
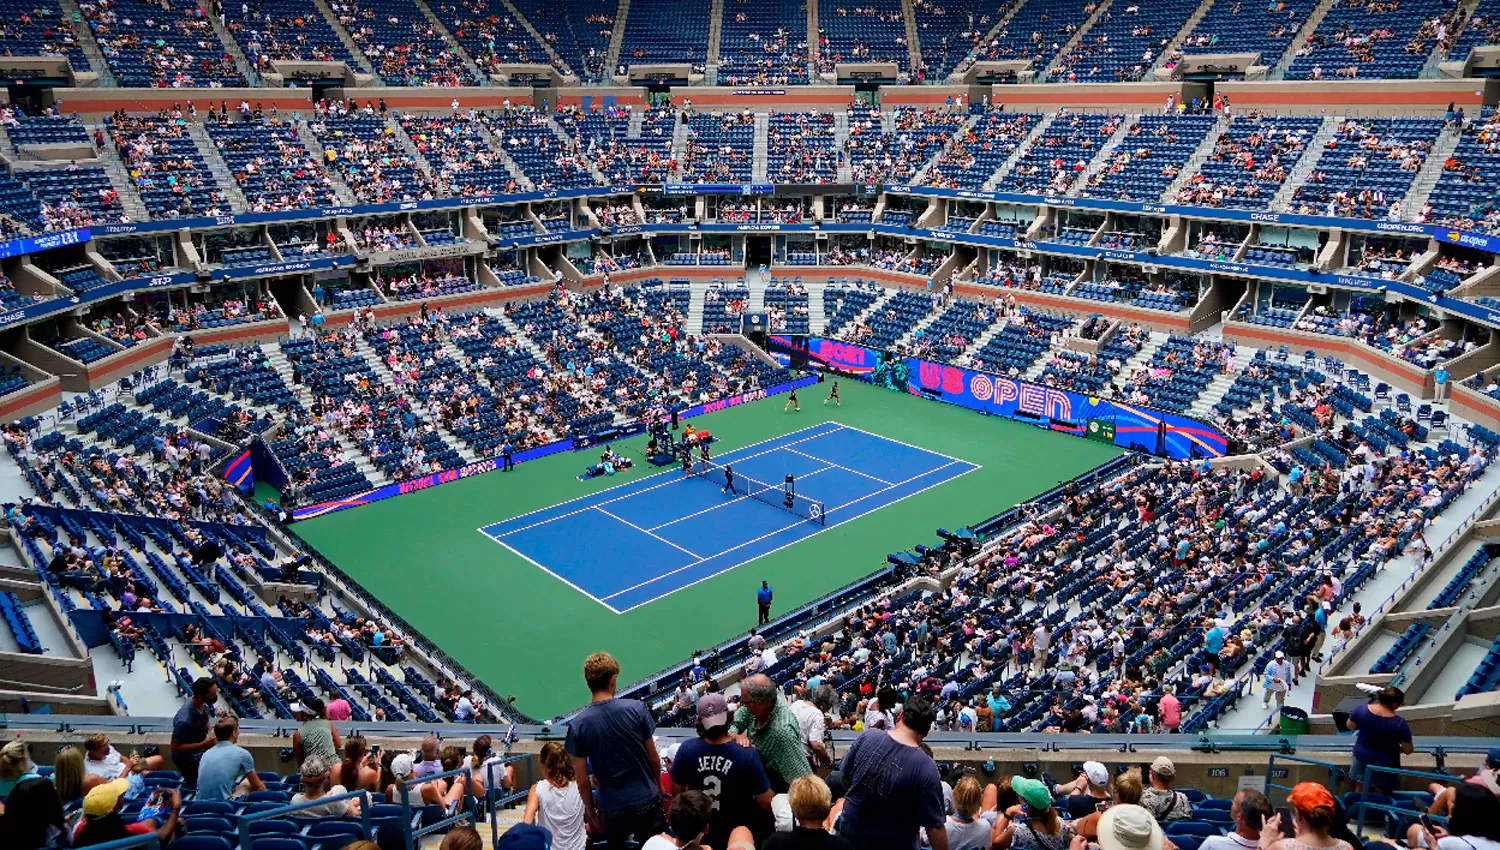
left=792, top=335, right=1229, bottom=459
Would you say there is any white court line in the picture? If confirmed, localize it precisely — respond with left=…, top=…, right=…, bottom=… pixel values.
left=647, top=465, right=837, bottom=532
left=477, top=528, right=623, bottom=614
left=595, top=507, right=703, bottom=559
left=783, top=447, right=894, bottom=486
left=483, top=422, right=849, bottom=538
left=602, top=458, right=979, bottom=605
left=834, top=423, right=975, bottom=466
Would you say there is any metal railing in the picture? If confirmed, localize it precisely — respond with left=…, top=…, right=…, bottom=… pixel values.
left=235, top=790, right=374, bottom=850
left=485, top=756, right=533, bottom=847
left=397, top=765, right=476, bottom=850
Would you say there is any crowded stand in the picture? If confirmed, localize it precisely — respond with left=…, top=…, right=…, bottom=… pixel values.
left=1, top=14, right=1500, bottom=850
left=719, top=0, right=810, bottom=85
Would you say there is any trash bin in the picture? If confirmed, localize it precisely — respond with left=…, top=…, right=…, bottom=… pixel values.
left=1280, top=705, right=1310, bottom=735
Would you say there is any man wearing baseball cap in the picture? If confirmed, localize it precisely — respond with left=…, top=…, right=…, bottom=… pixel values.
left=1140, top=757, right=1192, bottom=823
left=1263, top=651, right=1294, bottom=709
left=669, top=693, right=774, bottom=850
left=1053, top=761, right=1114, bottom=818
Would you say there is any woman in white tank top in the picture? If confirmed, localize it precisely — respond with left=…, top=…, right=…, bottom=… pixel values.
left=523, top=742, right=586, bottom=850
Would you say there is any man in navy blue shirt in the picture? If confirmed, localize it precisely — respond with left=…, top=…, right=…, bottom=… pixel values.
left=565, top=652, right=664, bottom=848
left=836, top=694, right=948, bottom=850
left=670, top=693, right=774, bottom=850
left=757, top=581, right=773, bottom=625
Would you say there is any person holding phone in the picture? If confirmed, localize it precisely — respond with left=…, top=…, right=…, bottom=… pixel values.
left=1200, top=790, right=1272, bottom=850
left=1407, top=783, right=1500, bottom=850
left=1257, top=783, right=1352, bottom=850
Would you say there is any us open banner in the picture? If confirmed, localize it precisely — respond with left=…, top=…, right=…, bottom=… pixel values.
left=792, top=337, right=1228, bottom=460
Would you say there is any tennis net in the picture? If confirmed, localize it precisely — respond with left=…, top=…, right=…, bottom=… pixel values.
left=688, top=459, right=827, bottom=526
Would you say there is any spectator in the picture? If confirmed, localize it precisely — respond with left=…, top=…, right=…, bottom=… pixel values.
left=1258, top=783, right=1353, bottom=850
left=1075, top=769, right=1145, bottom=841
left=292, top=698, right=343, bottom=768
left=338, top=737, right=382, bottom=794
left=729, top=675, right=812, bottom=791
left=1347, top=687, right=1413, bottom=792
left=324, top=689, right=353, bottom=722
left=440, top=826, right=483, bottom=850
left=73, top=780, right=180, bottom=847
left=523, top=742, right=587, bottom=850
left=945, top=775, right=997, bottom=850
left=290, top=755, right=361, bottom=817
left=764, top=774, right=853, bottom=850
left=671, top=692, right=774, bottom=849
left=196, top=716, right=264, bottom=801
left=1052, top=761, right=1113, bottom=818
left=642, top=790, right=754, bottom=850
left=1426, top=749, right=1500, bottom=818
left=0, top=740, right=38, bottom=799
left=52, top=746, right=86, bottom=808
left=83, top=734, right=160, bottom=791
left=1201, top=790, right=1272, bottom=850
left=1140, top=758, right=1193, bottom=823
left=466, top=735, right=514, bottom=798
left=1, top=776, right=69, bottom=850
left=790, top=685, right=834, bottom=769
left=994, top=776, right=1071, bottom=850
left=1159, top=687, right=1181, bottom=733
left=1409, top=783, right=1500, bottom=850
left=835, top=693, right=948, bottom=850
left=1095, top=805, right=1167, bottom=850
left=170, top=677, right=218, bottom=789
left=1262, top=652, right=1293, bottom=709
left=565, top=652, right=664, bottom=848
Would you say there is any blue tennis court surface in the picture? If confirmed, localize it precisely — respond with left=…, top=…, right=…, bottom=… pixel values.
left=478, top=422, right=979, bottom=613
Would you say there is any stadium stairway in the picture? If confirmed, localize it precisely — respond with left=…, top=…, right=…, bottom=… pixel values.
left=1042, top=0, right=1117, bottom=78
left=56, top=0, right=116, bottom=84
left=706, top=0, right=725, bottom=73
left=499, top=0, right=572, bottom=76
left=911, top=114, right=978, bottom=185
left=832, top=112, right=854, bottom=181
left=605, top=0, right=632, bottom=77
left=1160, top=115, right=1231, bottom=202
left=311, top=0, right=380, bottom=77
left=412, top=0, right=489, bottom=83
left=1269, top=116, right=1342, bottom=210
left=1403, top=129, right=1465, bottom=221
left=199, top=0, right=261, bottom=85
left=835, top=287, right=896, bottom=341
left=1151, top=0, right=1223, bottom=74
left=471, top=121, right=537, bottom=191
left=686, top=281, right=710, bottom=334
left=746, top=269, right=768, bottom=313
left=187, top=122, right=252, bottom=213
left=805, top=277, right=829, bottom=334
left=90, top=150, right=151, bottom=224
left=1078, top=115, right=1142, bottom=187
left=895, top=295, right=950, bottom=348
left=352, top=338, right=483, bottom=464
left=900, top=0, right=923, bottom=73
left=1189, top=346, right=1248, bottom=418
left=752, top=112, right=770, bottom=182
left=294, top=123, right=361, bottom=204
left=983, top=114, right=1058, bottom=192
left=1270, top=0, right=1338, bottom=78
left=260, top=345, right=395, bottom=485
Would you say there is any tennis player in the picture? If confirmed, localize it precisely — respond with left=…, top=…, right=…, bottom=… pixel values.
left=824, top=380, right=840, bottom=407
left=722, top=464, right=736, bottom=494
left=784, top=387, right=800, bottom=412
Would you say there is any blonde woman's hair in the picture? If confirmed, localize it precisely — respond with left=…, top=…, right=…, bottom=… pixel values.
left=0, top=740, right=29, bottom=780
left=788, top=774, right=832, bottom=822
left=53, top=746, right=85, bottom=802
left=953, top=775, right=982, bottom=817
left=1113, top=768, right=1143, bottom=805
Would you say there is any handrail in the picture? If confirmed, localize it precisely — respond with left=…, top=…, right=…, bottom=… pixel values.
left=65, top=834, right=162, bottom=850
left=235, top=789, right=373, bottom=850
left=1349, top=764, right=1463, bottom=840
left=485, top=756, right=533, bottom=848
left=397, top=765, right=475, bottom=850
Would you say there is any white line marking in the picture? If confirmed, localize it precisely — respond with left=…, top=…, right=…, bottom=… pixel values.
left=603, top=459, right=980, bottom=605
left=783, top=448, right=894, bottom=486
left=646, top=466, right=837, bottom=531
left=477, top=527, right=623, bottom=614
left=595, top=507, right=703, bottom=559
left=834, top=423, right=974, bottom=466
left=484, top=423, right=849, bottom=537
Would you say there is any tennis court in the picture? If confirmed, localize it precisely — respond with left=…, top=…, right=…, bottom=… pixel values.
left=478, top=422, right=979, bottom=612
